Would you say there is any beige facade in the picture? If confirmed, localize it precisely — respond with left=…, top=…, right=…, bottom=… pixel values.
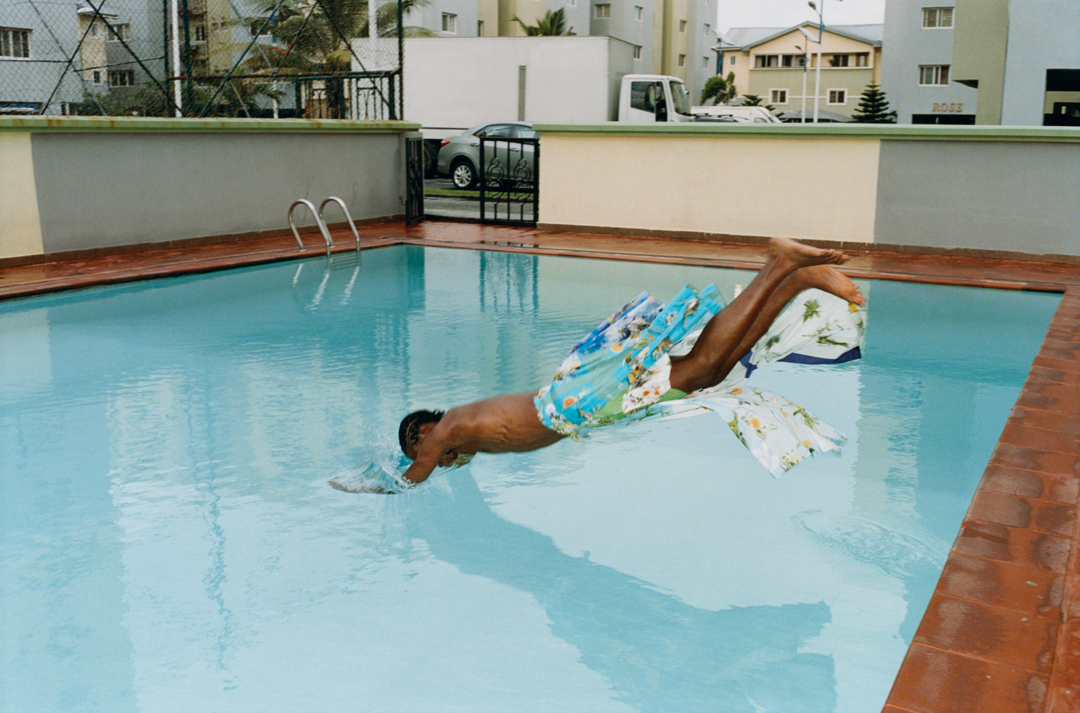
left=721, top=24, right=882, bottom=119
left=77, top=12, right=109, bottom=89
left=951, top=0, right=1008, bottom=124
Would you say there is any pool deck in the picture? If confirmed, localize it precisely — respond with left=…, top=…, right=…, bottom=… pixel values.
left=2, top=220, right=1079, bottom=713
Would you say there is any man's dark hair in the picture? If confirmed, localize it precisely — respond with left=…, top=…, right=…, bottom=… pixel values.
left=398, top=410, right=445, bottom=456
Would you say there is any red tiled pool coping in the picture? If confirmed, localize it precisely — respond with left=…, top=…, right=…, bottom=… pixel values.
left=3, top=220, right=1079, bottom=712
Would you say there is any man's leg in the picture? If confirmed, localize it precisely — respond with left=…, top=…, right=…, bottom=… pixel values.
left=706, top=264, right=863, bottom=383
left=669, top=239, right=860, bottom=394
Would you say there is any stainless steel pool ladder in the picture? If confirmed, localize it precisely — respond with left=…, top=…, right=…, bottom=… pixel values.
left=318, top=197, right=362, bottom=252
left=287, top=197, right=362, bottom=256
left=288, top=199, right=334, bottom=256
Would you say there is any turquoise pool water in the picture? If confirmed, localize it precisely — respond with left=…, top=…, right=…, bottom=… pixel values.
left=0, top=246, right=1061, bottom=712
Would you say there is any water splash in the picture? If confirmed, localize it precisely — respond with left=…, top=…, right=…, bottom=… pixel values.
left=329, top=438, right=413, bottom=494
left=793, top=509, right=948, bottom=579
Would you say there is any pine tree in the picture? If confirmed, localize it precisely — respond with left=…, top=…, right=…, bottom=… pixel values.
left=852, top=84, right=897, bottom=123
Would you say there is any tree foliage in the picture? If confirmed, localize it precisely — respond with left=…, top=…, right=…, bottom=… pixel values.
left=700, top=72, right=737, bottom=105
left=741, top=94, right=776, bottom=113
left=852, top=84, right=897, bottom=123
left=244, top=0, right=429, bottom=74
left=512, top=8, right=573, bottom=36
left=72, top=78, right=282, bottom=117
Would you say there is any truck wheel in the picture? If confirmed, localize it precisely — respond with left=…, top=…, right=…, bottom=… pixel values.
left=450, top=158, right=476, bottom=190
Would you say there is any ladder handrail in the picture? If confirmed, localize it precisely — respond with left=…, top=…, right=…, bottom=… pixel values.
left=288, top=199, right=335, bottom=256
left=319, top=197, right=362, bottom=252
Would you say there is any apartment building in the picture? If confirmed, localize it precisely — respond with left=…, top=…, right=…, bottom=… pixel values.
left=404, top=0, right=717, bottom=103
left=880, top=1, right=976, bottom=124
left=719, top=23, right=882, bottom=120
left=952, top=0, right=1079, bottom=125
left=883, top=0, right=1080, bottom=126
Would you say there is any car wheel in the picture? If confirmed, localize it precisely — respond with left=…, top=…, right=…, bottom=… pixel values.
left=450, top=158, right=476, bottom=190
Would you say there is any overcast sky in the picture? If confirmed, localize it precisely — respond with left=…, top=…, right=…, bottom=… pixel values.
left=715, top=0, right=886, bottom=33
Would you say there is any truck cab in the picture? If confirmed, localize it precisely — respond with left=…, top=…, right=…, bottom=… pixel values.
left=618, top=75, right=695, bottom=123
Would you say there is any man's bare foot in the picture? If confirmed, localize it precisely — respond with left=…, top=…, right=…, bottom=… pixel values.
left=769, top=237, right=849, bottom=269
left=797, top=264, right=865, bottom=305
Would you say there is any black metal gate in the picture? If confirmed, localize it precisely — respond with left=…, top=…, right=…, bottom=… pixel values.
left=479, top=137, right=539, bottom=227
left=405, top=135, right=425, bottom=226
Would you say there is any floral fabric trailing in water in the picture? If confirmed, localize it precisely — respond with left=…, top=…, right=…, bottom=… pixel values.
left=534, top=286, right=866, bottom=478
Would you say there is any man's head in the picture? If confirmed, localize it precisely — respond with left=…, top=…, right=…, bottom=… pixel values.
left=398, top=409, right=444, bottom=459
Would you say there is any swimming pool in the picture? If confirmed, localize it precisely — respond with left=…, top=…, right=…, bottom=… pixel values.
left=0, top=246, right=1061, bottom=712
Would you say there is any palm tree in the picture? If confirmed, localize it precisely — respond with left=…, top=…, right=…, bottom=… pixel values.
left=243, top=0, right=429, bottom=73
left=700, top=72, right=736, bottom=105
left=512, top=8, right=573, bottom=36
left=741, top=94, right=776, bottom=113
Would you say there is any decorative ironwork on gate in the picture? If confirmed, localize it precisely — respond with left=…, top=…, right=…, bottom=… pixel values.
left=405, top=134, right=425, bottom=226
left=479, top=136, right=538, bottom=227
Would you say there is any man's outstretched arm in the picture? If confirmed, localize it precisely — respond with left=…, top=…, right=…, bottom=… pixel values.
left=401, top=420, right=462, bottom=485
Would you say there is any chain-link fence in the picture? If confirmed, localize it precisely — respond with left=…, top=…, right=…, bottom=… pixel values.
left=0, top=0, right=403, bottom=118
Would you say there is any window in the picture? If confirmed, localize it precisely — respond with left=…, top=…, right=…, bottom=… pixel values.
left=635, top=6, right=643, bottom=21
left=108, top=69, right=135, bottom=87
left=922, top=7, right=953, bottom=28
left=702, top=56, right=709, bottom=69
left=679, top=20, right=687, bottom=32
left=441, top=13, right=457, bottom=33
left=88, top=22, right=100, bottom=38
left=780, top=54, right=805, bottom=68
left=109, top=23, right=130, bottom=41
left=1, top=27, right=31, bottom=58
left=630, top=81, right=663, bottom=113
left=829, top=54, right=850, bottom=67
left=477, top=20, right=483, bottom=36
left=827, top=89, right=846, bottom=104
left=92, top=70, right=102, bottom=84
left=633, top=45, right=642, bottom=60
left=249, top=20, right=269, bottom=37
left=477, top=123, right=514, bottom=138
left=919, top=64, right=950, bottom=85
left=855, top=52, right=869, bottom=67
left=770, top=89, right=788, bottom=104
left=194, top=24, right=206, bottom=42
left=730, top=54, right=736, bottom=66
left=678, top=54, right=685, bottom=67
left=594, top=4, right=610, bottom=19
left=754, top=54, right=779, bottom=68
left=705, top=23, right=710, bottom=36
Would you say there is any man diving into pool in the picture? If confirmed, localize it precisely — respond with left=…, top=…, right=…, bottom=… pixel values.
left=388, top=238, right=866, bottom=490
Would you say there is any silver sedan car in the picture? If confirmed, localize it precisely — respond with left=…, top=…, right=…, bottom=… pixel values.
left=437, top=121, right=538, bottom=190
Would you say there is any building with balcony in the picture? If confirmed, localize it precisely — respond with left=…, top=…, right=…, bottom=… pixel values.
left=719, top=23, right=882, bottom=120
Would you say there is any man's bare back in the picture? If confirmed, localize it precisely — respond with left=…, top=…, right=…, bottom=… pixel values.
left=402, top=393, right=564, bottom=484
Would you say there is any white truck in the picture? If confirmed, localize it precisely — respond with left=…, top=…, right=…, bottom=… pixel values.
left=617, top=74, right=696, bottom=123
left=691, top=105, right=783, bottom=123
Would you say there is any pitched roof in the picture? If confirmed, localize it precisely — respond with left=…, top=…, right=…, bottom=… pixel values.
left=720, top=23, right=883, bottom=50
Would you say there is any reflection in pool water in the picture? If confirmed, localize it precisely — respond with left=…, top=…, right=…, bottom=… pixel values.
left=0, top=246, right=1061, bottom=712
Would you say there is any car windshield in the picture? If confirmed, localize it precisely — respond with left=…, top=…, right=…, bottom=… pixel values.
left=670, top=81, right=691, bottom=116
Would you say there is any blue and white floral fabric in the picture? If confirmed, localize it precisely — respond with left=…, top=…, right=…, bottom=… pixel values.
left=535, top=284, right=724, bottom=432
left=535, top=286, right=866, bottom=477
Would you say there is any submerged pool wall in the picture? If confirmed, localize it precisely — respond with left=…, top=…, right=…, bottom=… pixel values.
left=0, top=116, right=419, bottom=262
left=534, top=124, right=1080, bottom=263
